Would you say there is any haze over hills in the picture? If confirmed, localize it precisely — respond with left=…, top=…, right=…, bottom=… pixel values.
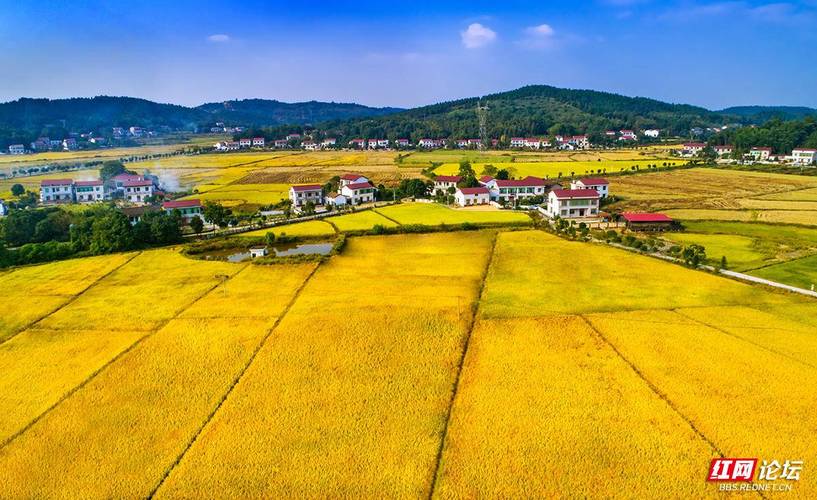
left=1, top=86, right=815, bottom=147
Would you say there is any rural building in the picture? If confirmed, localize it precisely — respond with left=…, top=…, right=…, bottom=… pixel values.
left=570, top=178, right=609, bottom=198
left=569, top=135, right=589, bottom=149
left=643, top=129, right=660, bottom=138
left=340, top=182, right=376, bottom=205
left=239, top=138, right=252, bottom=148
left=40, top=179, right=75, bottom=204
left=544, top=189, right=600, bottom=219
left=619, top=130, right=637, bottom=141
left=249, top=247, right=268, bottom=258
left=348, top=139, right=366, bottom=149
left=289, top=184, right=324, bottom=208
left=303, top=141, right=319, bottom=151
left=749, top=147, right=772, bottom=161
left=123, top=179, right=155, bottom=204
left=74, top=180, right=106, bottom=203
left=714, top=145, right=733, bottom=156
left=510, top=137, right=525, bottom=148
left=325, top=192, right=347, bottom=206
left=162, top=199, right=204, bottom=222
left=682, top=142, right=706, bottom=156
left=605, top=130, right=616, bottom=137
left=8, top=144, right=25, bottom=155
left=273, top=139, right=288, bottom=148
left=0, top=199, right=7, bottom=217
left=339, top=174, right=369, bottom=187
left=395, top=139, right=410, bottom=147
left=483, top=176, right=547, bottom=202
left=286, top=134, right=301, bottom=141
left=121, top=205, right=158, bottom=225
left=791, top=148, right=817, bottom=165
left=62, top=138, right=78, bottom=151
left=621, top=212, right=674, bottom=231
left=252, top=137, right=265, bottom=147
left=111, top=173, right=146, bottom=195
left=433, top=175, right=461, bottom=195
left=322, top=138, right=337, bottom=148
left=369, top=139, right=390, bottom=149
left=418, top=138, right=444, bottom=149
left=454, top=187, right=490, bottom=206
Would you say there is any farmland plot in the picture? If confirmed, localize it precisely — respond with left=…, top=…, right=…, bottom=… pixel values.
left=0, top=264, right=316, bottom=497
left=376, top=202, right=531, bottom=226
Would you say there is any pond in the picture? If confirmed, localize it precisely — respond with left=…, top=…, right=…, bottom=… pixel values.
left=199, top=242, right=334, bottom=262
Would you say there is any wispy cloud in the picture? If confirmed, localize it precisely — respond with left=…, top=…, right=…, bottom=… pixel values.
left=461, top=23, right=496, bottom=49
left=206, top=34, right=231, bottom=43
left=658, top=1, right=810, bottom=23
left=517, top=23, right=558, bottom=49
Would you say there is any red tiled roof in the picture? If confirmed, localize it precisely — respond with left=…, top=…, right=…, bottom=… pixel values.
left=751, top=147, right=772, bottom=151
left=112, top=173, right=143, bottom=181
left=340, top=174, right=365, bottom=181
left=684, top=142, right=706, bottom=147
left=458, top=187, right=489, bottom=195
left=123, top=180, right=153, bottom=187
left=435, top=175, right=462, bottom=183
left=40, top=179, right=73, bottom=186
left=479, top=175, right=494, bottom=183
left=163, top=199, right=201, bottom=209
left=576, top=177, right=608, bottom=186
left=551, top=189, right=600, bottom=199
left=714, top=145, right=733, bottom=149
left=793, top=148, right=817, bottom=152
left=346, top=182, right=373, bottom=190
left=495, top=176, right=545, bottom=187
left=74, top=180, right=103, bottom=186
left=622, top=212, right=673, bottom=223
left=291, top=184, right=322, bottom=192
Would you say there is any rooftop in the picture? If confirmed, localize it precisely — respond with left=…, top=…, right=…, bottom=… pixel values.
left=551, top=189, right=600, bottom=199
left=163, top=199, right=202, bottom=209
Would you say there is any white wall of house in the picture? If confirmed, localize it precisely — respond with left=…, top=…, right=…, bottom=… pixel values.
left=289, top=187, right=323, bottom=207
left=545, top=191, right=600, bottom=219
left=454, top=189, right=489, bottom=206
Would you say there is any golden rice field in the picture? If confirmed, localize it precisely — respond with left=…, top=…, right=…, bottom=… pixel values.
left=239, top=220, right=337, bottom=239
left=0, top=229, right=816, bottom=496
left=375, top=202, right=532, bottom=226
left=433, top=159, right=678, bottom=179
left=324, top=210, right=398, bottom=231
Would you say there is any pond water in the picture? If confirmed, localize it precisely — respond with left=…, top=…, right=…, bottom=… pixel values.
left=200, top=242, right=333, bottom=262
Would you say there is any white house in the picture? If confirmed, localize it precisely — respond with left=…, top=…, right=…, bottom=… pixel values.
left=483, top=176, right=547, bottom=202
left=239, top=138, right=252, bottom=148
left=74, top=180, right=106, bottom=203
left=419, top=138, right=444, bottom=149
left=286, top=133, right=302, bottom=141
left=510, top=137, right=525, bottom=148
left=454, top=187, right=490, bottom=206
left=714, top=145, right=734, bottom=157
left=791, top=148, right=817, bottom=165
left=569, top=135, right=590, bottom=149
left=62, top=138, right=78, bottom=151
left=682, top=142, right=706, bottom=157
left=395, top=138, right=410, bottom=148
left=348, top=138, right=366, bottom=149
left=749, top=147, right=772, bottom=162
left=570, top=178, right=609, bottom=199
left=369, top=139, right=390, bottom=149
left=162, top=199, right=204, bottom=223
left=433, top=175, right=461, bottom=195
left=619, top=130, right=637, bottom=141
left=456, top=139, right=469, bottom=148
left=524, top=138, right=542, bottom=149
left=303, top=141, right=319, bottom=151
left=322, top=138, right=337, bottom=148
left=0, top=199, right=8, bottom=217
left=111, top=173, right=145, bottom=195
left=8, top=144, right=25, bottom=155
left=124, top=179, right=155, bottom=204
left=274, top=139, right=288, bottom=148
left=325, top=192, right=347, bottom=207
left=544, top=189, right=601, bottom=219
left=289, top=184, right=323, bottom=208
left=252, top=137, right=265, bottom=147
left=339, top=173, right=369, bottom=187
left=340, top=181, right=376, bottom=205
left=40, top=179, right=75, bottom=204
left=643, top=129, right=660, bottom=138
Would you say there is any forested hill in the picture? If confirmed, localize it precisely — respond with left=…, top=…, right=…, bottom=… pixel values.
left=717, top=106, right=817, bottom=123
left=0, top=96, right=402, bottom=147
left=323, top=85, right=725, bottom=140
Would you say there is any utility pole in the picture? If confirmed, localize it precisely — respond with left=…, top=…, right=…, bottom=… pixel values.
left=476, top=100, right=489, bottom=150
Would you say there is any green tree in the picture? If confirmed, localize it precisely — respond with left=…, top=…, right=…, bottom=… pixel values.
left=496, top=169, right=510, bottom=180
left=10, top=184, right=24, bottom=197
left=90, top=211, right=134, bottom=254
left=189, top=215, right=204, bottom=234
left=99, top=160, right=128, bottom=181
left=202, top=201, right=232, bottom=228
left=682, top=244, right=706, bottom=268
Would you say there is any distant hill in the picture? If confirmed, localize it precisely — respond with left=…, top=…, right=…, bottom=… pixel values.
left=325, top=85, right=724, bottom=141
left=718, top=106, right=817, bottom=123
left=196, top=99, right=402, bottom=126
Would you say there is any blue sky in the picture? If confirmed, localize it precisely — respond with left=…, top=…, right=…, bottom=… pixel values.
left=1, top=0, right=816, bottom=109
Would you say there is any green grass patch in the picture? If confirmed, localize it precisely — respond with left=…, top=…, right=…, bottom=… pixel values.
left=750, top=254, right=817, bottom=290
left=325, top=210, right=398, bottom=232
left=376, top=203, right=531, bottom=226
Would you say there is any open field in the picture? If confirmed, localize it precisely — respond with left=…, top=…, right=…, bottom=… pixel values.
left=324, top=210, right=398, bottom=231
left=0, top=211, right=816, bottom=494
left=239, top=220, right=337, bottom=239
left=663, top=232, right=768, bottom=270
left=751, top=254, right=817, bottom=290
left=434, top=159, right=679, bottom=179
left=375, top=202, right=532, bottom=226
left=663, top=209, right=817, bottom=226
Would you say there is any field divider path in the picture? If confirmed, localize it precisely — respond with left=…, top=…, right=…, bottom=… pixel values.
left=147, top=261, right=323, bottom=498
left=0, top=262, right=250, bottom=452
left=372, top=209, right=403, bottom=226
left=672, top=309, right=816, bottom=370
left=575, top=316, right=775, bottom=498
left=0, top=251, right=142, bottom=348
left=428, top=231, right=498, bottom=499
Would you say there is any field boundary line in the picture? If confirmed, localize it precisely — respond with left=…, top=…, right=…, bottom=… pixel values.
left=672, top=309, right=816, bottom=370
left=0, top=263, right=249, bottom=452
left=574, top=315, right=778, bottom=500
left=372, top=209, right=403, bottom=226
left=0, top=251, right=142, bottom=348
left=147, top=261, right=323, bottom=498
left=428, top=230, right=499, bottom=499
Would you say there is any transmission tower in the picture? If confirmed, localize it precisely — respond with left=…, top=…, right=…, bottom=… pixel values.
left=476, top=100, right=489, bottom=150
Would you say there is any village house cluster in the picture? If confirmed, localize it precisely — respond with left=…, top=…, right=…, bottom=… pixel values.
left=680, top=143, right=817, bottom=165
left=6, top=126, right=167, bottom=155
left=288, top=173, right=377, bottom=212
left=39, top=172, right=163, bottom=205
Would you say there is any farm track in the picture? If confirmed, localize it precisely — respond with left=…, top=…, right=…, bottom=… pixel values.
left=372, top=209, right=403, bottom=226
left=428, top=231, right=498, bottom=499
left=0, top=262, right=250, bottom=452
left=673, top=309, right=816, bottom=370
left=148, top=262, right=322, bottom=497
left=0, top=252, right=142, bottom=348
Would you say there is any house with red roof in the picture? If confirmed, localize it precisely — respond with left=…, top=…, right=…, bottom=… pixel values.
left=544, top=189, right=601, bottom=219
left=348, top=138, right=366, bottom=149
left=749, top=147, right=772, bottom=162
left=714, top=145, right=734, bottom=157
left=162, top=199, right=204, bottom=223
left=252, top=137, right=265, bottom=147
left=509, top=137, right=525, bottom=148
left=340, top=181, right=376, bottom=205
left=74, top=180, right=106, bottom=203
left=619, top=130, right=637, bottom=141
left=339, top=174, right=369, bottom=187
left=454, top=186, right=490, bottom=206
left=621, top=212, right=674, bottom=231
left=418, top=138, right=445, bottom=149
left=123, top=179, right=155, bottom=205
left=239, top=138, right=252, bottom=148
left=433, top=175, right=462, bottom=195
left=570, top=178, right=609, bottom=199
left=791, top=148, right=817, bottom=165
left=682, top=142, right=706, bottom=156
left=289, top=184, right=324, bottom=208
left=483, top=176, right=548, bottom=203
left=395, top=138, right=410, bottom=148
left=39, top=179, right=75, bottom=204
